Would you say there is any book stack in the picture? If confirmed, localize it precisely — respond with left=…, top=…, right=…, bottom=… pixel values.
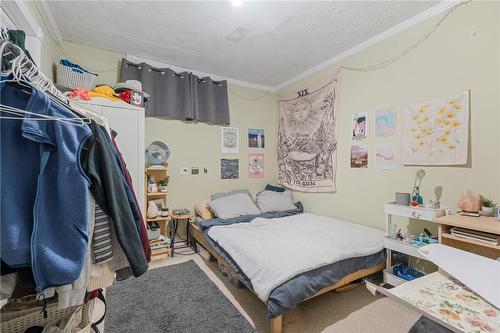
left=450, top=227, right=500, bottom=246
left=150, top=235, right=171, bottom=254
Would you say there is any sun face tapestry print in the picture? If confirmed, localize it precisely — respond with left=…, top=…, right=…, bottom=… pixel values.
left=277, top=80, right=337, bottom=192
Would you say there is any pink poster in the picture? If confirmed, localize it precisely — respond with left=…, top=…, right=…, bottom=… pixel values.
left=248, top=153, right=264, bottom=178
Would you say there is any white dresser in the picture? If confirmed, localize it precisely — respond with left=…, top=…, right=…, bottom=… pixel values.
left=73, top=98, right=145, bottom=213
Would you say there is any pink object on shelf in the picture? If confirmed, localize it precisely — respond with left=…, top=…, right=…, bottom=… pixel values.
left=457, top=189, right=480, bottom=212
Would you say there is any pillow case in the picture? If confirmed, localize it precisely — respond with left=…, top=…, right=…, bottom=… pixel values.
left=195, top=200, right=216, bottom=219
left=265, top=184, right=286, bottom=193
left=255, top=190, right=296, bottom=213
left=209, top=193, right=260, bottom=219
left=211, top=189, right=252, bottom=201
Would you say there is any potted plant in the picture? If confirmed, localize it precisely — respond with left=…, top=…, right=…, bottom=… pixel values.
left=159, top=177, right=169, bottom=192
left=480, top=196, right=496, bottom=215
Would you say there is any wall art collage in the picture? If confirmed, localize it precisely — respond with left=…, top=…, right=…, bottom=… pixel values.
left=220, top=127, right=266, bottom=179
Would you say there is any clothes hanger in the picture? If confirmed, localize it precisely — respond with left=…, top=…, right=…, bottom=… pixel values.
left=0, top=42, right=89, bottom=126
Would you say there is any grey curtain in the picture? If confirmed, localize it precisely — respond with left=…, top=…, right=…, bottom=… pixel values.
left=119, top=58, right=230, bottom=125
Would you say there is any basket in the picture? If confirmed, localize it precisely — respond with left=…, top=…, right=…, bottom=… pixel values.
left=56, top=62, right=97, bottom=90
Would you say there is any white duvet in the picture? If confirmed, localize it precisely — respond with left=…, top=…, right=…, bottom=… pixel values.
left=207, top=213, right=385, bottom=301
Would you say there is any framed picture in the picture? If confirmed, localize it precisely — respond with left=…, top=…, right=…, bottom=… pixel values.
left=375, top=108, right=397, bottom=138
left=375, top=143, right=395, bottom=170
left=351, top=145, right=368, bottom=168
left=221, top=159, right=239, bottom=179
left=402, top=91, right=469, bottom=165
left=352, top=112, right=367, bottom=140
left=248, top=153, right=264, bottom=178
left=221, top=127, right=239, bottom=153
left=248, top=128, right=265, bottom=148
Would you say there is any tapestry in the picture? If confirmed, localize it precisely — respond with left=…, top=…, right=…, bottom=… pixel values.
left=403, top=91, right=469, bottom=165
left=277, top=80, right=337, bottom=192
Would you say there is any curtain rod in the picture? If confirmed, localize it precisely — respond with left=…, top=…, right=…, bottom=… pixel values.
left=124, top=60, right=225, bottom=86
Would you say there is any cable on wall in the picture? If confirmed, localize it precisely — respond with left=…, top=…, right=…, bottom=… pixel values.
left=228, top=87, right=274, bottom=101
left=278, top=0, right=471, bottom=102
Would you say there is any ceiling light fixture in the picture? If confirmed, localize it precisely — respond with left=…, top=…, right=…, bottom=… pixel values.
left=231, top=0, right=243, bottom=7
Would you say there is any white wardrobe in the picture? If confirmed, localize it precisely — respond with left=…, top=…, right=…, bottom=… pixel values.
left=74, top=98, right=145, bottom=212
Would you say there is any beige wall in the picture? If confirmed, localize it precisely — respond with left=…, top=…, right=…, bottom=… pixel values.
left=145, top=87, right=278, bottom=210
left=24, top=2, right=62, bottom=81
left=59, top=40, right=123, bottom=86
left=36, top=36, right=280, bottom=212
left=278, top=1, right=500, bottom=232
left=33, top=2, right=499, bottom=229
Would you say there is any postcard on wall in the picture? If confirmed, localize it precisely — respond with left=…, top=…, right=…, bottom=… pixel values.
left=221, top=159, right=239, bottom=179
left=352, top=112, right=367, bottom=140
left=402, top=91, right=469, bottom=165
left=375, top=108, right=397, bottom=137
left=221, top=127, right=239, bottom=153
left=350, top=145, right=368, bottom=168
left=375, top=143, right=395, bottom=170
left=248, top=128, right=265, bottom=148
left=248, top=153, right=264, bottom=178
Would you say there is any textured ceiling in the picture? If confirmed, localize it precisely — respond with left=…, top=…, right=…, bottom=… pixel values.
left=47, top=1, right=437, bottom=87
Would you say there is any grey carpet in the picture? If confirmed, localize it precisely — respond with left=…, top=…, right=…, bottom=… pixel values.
left=105, top=260, right=256, bottom=333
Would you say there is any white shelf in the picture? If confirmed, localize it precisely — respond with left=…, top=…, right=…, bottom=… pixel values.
left=384, top=237, right=427, bottom=260
left=385, top=202, right=445, bottom=222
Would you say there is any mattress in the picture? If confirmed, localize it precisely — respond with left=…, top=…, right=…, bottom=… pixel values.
left=201, top=211, right=385, bottom=318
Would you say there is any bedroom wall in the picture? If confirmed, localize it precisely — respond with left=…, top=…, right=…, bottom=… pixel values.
left=36, top=39, right=280, bottom=210
left=277, top=1, right=500, bottom=232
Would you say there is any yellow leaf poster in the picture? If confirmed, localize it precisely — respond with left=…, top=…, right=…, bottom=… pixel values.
left=403, top=91, right=469, bottom=165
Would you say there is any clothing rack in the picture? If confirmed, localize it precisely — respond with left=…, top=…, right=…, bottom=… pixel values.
left=1, top=39, right=65, bottom=101
left=0, top=39, right=105, bottom=333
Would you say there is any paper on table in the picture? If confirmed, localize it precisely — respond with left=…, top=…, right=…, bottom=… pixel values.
left=418, top=244, right=500, bottom=309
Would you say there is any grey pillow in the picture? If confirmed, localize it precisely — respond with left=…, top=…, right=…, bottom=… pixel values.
left=211, top=189, right=251, bottom=201
left=209, top=193, right=261, bottom=219
left=255, top=190, right=296, bottom=213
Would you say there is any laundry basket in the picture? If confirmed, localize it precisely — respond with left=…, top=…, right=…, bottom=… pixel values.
left=56, top=62, right=97, bottom=90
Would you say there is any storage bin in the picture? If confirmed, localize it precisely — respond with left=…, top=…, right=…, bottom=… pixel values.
left=56, top=62, right=97, bottom=90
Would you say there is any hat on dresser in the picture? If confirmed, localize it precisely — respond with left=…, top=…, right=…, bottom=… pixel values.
left=114, top=80, right=150, bottom=98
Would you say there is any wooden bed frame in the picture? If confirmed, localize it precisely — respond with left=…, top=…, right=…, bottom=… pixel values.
left=190, top=222, right=384, bottom=333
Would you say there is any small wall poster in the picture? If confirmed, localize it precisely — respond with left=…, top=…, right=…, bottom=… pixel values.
left=352, top=112, right=367, bottom=140
left=375, top=108, right=397, bottom=137
left=221, top=159, right=239, bottom=179
left=375, top=143, right=396, bottom=170
left=402, top=91, right=469, bottom=165
left=221, top=127, right=239, bottom=153
left=248, top=153, right=264, bottom=178
left=248, top=128, right=265, bottom=148
left=351, top=145, right=368, bottom=168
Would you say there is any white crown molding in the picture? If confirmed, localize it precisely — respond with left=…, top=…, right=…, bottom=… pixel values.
left=1, top=0, right=43, bottom=39
left=32, top=1, right=62, bottom=44
left=275, top=1, right=461, bottom=91
left=126, top=54, right=276, bottom=92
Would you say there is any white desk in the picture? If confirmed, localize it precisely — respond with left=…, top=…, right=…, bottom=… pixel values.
left=386, top=271, right=500, bottom=333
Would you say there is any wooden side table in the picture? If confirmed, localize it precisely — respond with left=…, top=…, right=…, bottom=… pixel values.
left=169, top=214, right=194, bottom=257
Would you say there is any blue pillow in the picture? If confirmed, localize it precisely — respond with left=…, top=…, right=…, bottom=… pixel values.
left=265, top=184, right=285, bottom=193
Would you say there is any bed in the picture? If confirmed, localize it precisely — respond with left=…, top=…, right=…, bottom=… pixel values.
left=191, top=203, right=385, bottom=333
